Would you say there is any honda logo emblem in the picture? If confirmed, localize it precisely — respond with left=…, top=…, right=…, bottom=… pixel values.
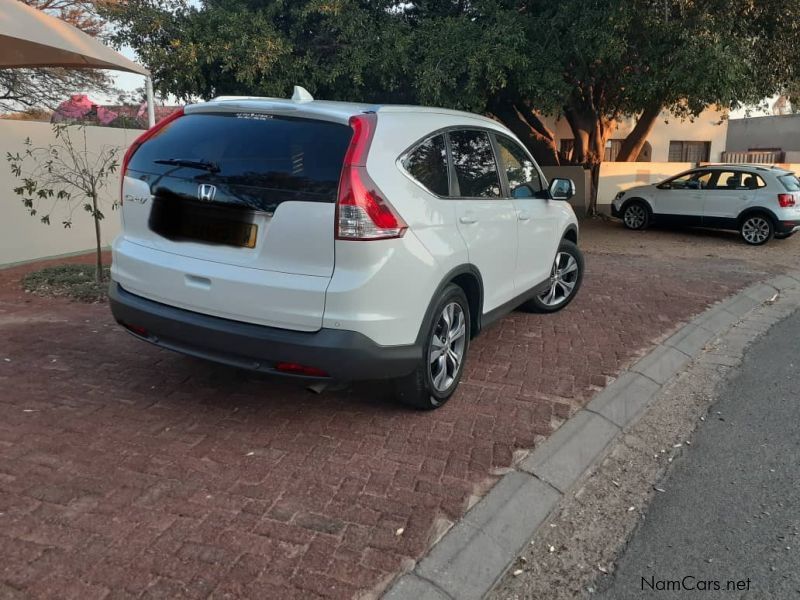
left=197, top=184, right=216, bottom=202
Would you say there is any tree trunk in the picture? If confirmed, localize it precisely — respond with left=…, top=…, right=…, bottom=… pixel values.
left=563, top=104, right=616, bottom=214
left=616, top=103, right=662, bottom=162
left=90, top=190, right=103, bottom=284
left=489, top=99, right=561, bottom=166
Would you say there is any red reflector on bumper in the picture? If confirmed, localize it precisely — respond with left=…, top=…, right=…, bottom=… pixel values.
left=275, top=362, right=329, bottom=377
left=123, top=323, right=149, bottom=337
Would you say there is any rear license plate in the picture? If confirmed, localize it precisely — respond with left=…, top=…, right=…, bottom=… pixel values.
left=178, top=218, right=257, bottom=248
left=149, top=197, right=259, bottom=248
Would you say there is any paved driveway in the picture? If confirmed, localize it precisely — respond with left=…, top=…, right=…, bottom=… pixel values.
left=0, top=222, right=776, bottom=599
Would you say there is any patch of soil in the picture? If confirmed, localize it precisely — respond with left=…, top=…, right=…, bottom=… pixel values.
left=22, top=264, right=110, bottom=303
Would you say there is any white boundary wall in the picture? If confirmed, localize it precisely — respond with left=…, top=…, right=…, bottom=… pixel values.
left=596, top=162, right=693, bottom=213
left=1, top=121, right=142, bottom=267
left=2, top=120, right=798, bottom=266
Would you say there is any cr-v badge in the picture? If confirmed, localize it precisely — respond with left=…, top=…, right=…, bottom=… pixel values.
left=197, top=184, right=217, bottom=202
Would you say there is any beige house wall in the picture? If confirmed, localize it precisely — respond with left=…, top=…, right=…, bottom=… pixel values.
left=1, top=121, right=141, bottom=267
left=541, top=108, right=729, bottom=163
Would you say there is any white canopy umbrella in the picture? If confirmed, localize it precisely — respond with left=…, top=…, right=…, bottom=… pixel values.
left=0, top=0, right=155, bottom=126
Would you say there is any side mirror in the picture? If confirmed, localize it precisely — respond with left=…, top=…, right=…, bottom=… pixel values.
left=549, top=178, right=575, bottom=201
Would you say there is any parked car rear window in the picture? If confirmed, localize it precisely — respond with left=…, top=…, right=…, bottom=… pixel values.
left=448, top=130, right=501, bottom=198
left=402, top=134, right=449, bottom=196
left=128, top=113, right=352, bottom=203
left=779, top=174, right=800, bottom=192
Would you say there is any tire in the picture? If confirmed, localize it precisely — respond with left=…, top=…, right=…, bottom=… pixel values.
left=739, top=213, right=774, bottom=245
left=522, top=239, right=584, bottom=314
left=395, top=284, right=471, bottom=410
left=621, top=200, right=650, bottom=230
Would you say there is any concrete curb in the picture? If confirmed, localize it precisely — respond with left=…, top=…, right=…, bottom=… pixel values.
left=383, top=272, right=800, bottom=600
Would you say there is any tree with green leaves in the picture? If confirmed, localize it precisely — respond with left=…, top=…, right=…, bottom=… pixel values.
left=104, top=0, right=800, bottom=207
left=7, top=124, right=121, bottom=283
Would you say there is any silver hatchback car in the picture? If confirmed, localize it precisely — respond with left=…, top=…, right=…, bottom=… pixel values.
left=611, top=165, right=800, bottom=245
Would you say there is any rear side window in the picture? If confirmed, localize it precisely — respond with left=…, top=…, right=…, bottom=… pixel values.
left=448, top=130, right=501, bottom=198
left=128, top=113, right=352, bottom=203
left=402, top=134, right=449, bottom=196
left=711, top=171, right=766, bottom=190
left=779, top=174, right=800, bottom=192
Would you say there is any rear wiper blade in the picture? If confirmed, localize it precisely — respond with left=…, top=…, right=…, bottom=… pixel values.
left=154, top=158, right=220, bottom=173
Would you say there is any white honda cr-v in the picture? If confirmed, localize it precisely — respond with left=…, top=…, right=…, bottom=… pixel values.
left=110, top=87, right=583, bottom=409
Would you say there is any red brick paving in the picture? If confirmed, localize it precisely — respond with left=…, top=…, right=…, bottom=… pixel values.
left=0, top=251, right=763, bottom=599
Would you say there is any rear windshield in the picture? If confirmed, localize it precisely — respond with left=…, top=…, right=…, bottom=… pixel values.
left=779, top=174, right=800, bottom=192
left=128, top=113, right=352, bottom=204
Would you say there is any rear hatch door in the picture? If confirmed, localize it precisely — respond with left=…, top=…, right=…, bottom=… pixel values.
left=118, top=110, right=352, bottom=330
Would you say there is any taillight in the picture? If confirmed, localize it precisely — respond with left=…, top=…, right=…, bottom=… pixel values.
left=120, top=107, right=185, bottom=200
left=336, top=113, right=407, bottom=240
left=779, top=193, right=796, bottom=208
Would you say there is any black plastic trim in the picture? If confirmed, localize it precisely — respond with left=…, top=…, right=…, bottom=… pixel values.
left=415, top=265, right=485, bottom=341
left=480, top=277, right=552, bottom=331
left=563, top=224, right=579, bottom=243
left=109, top=283, right=420, bottom=381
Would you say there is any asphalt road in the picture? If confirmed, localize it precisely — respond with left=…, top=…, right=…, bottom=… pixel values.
left=595, top=310, right=800, bottom=599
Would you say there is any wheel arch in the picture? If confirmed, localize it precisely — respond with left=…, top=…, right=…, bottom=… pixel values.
left=415, top=265, right=484, bottom=345
left=621, top=196, right=654, bottom=215
left=562, top=224, right=579, bottom=244
left=737, top=207, right=779, bottom=226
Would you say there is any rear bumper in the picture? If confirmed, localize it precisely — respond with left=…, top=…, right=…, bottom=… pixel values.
left=109, top=282, right=420, bottom=380
left=775, top=221, right=800, bottom=235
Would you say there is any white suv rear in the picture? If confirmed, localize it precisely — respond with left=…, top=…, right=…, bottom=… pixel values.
left=110, top=88, right=582, bottom=409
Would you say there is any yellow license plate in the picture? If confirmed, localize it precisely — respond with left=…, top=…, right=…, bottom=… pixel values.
left=180, top=219, right=257, bottom=248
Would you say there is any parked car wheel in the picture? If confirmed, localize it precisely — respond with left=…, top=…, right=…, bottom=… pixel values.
left=622, top=201, right=650, bottom=230
left=395, top=284, right=470, bottom=410
left=523, top=240, right=584, bottom=314
left=740, top=214, right=774, bottom=245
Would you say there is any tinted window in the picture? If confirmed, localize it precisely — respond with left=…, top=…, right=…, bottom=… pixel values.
left=402, top=135, right=449, bottom=196
left=664, top=170, right=713, bottom=190
left=711, top=171, right=765, bottom=190
left=448, top=130, right=501, bottom=198
left=779, top=174, right=800, bottom=192
left=496, top=135, right=543, bottom=197
left=128, top=113, right=352, bottom=205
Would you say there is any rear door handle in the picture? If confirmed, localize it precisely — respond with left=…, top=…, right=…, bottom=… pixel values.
left=518, top=211, right=531, bottom=222
left=459, top=215, right=478, bottom=224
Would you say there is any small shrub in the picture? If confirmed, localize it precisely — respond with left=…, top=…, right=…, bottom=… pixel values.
left=7, top=123, right=121, bottom=284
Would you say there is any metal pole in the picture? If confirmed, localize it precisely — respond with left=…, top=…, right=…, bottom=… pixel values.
left=145, top=76, right=156, bottom=128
